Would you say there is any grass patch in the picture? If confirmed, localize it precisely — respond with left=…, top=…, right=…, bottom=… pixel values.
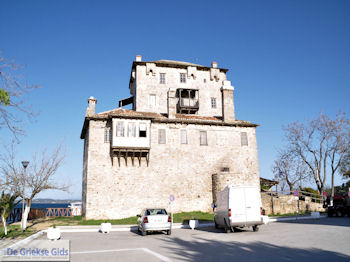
left=49, top=216, right=82, bottom=221
left=0, top=225, right=36, bottom=239
left=268, top=212, right=311, bottom=217
left=77, top=211, right=214, bottom=225
left=173, top=211, right=214, bottom=223
left=78, top=216, right=137, bottom=225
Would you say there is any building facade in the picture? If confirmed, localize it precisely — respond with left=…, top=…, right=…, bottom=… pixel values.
left=80, top=56, right=260, bottom=219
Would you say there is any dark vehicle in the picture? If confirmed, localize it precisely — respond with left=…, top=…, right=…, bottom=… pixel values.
left=324, top=195, right=350, bottom=217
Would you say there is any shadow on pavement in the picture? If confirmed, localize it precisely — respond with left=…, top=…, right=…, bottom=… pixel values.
left=160, top=235, right=350, bottom=262
left=275, top=217, right=350, bottom=227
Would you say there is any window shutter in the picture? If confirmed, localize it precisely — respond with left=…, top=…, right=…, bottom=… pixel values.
left=241, top=132, right=248, bottom=146
left=181, top=130, right=187, bottom=144
left=200, top=131, right=207, bottom=145
left=116, top=122, right=124, bottom=137
left=128, top=123, right=136, bottom=137
left=139, top=123, right=146, bottom=131
left=158, top=129, right=166, bottom=144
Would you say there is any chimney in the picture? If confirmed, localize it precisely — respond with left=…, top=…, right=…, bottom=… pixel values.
left=221, top=81, right=235, bottom=122
left=167, top=88, right=177, bottom=119
left=86, top=96, right=97, bottom=117
left=212, top=61, right=218, bottom=68
left=136, top=55, right=142, bottom=62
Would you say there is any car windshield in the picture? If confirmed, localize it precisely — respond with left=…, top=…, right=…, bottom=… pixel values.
left=146, top=209, right=167, bottom=216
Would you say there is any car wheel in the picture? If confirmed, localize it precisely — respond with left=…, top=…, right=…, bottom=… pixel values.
left=223, top=219, right=230, bottom=233
left=252, top=225, right=259, bottom=232
left=167, top=230, right=171, bottom=235
left=336, top=210, right=342, bottom=217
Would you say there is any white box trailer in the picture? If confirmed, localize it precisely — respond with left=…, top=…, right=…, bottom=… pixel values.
left=213, top=185, right=263, bottom=233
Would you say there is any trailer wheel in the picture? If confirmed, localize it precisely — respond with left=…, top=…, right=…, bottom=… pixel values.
left=252, top=225, right=259, bottom=232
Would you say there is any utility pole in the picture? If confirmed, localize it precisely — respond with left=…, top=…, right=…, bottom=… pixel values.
left=21, top=161, right=29, bottom=232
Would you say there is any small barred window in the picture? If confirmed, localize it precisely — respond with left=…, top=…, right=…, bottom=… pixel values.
left=104, top=128, right=111, bottom=143
left=180, top=73, right=186, bottom=83
left=160, top=73, right=166, bottom=84
left=211, top=98, right=217, bottom=108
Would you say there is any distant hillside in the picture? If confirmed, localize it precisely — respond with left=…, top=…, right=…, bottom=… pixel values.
left=31, top=198, right=81, bottom=203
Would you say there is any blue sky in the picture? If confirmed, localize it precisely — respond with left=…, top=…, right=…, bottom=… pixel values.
left=1, top=0, right=349, bottom=199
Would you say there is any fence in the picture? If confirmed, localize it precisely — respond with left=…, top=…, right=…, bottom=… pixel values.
left=45, top=208, right=72, bottom=217
left=5, top=207, right=74, bottom=224
left=261, top=190, right=325, bottom=215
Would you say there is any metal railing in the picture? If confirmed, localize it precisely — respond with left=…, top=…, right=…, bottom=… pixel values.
left=45, top=208, right=72, bottom=217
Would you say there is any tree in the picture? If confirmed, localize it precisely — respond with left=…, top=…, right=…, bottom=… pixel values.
left=0, top=192, right=20, bottom=235
left=0, top=52, right=39, bottom=137
left=0, top=143, right=67, bottom=230
left=272, top=150, right=310, bottom=192
left=283, top=112, right=350, bottom=197
left=340, top=151, right=350, bottom=178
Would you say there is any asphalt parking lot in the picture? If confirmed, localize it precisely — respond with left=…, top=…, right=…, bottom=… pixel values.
left=41, top=217, right=350, bottom=262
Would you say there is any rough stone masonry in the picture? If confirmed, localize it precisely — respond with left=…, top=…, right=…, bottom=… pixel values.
left=80, top=56, right=260, bottom=219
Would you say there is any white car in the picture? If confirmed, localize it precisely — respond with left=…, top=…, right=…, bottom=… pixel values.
left=137, top=208, right=171, bottom=236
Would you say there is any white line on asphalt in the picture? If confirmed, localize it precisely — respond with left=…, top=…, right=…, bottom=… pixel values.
left=71, top=247, right=172, bottom=262
left=142, top=248, right=172, bottom=262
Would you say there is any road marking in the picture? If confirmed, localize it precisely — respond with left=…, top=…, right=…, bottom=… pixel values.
left=142, top=248, right=172, bottom=262
left=71, top=247, right=172, bottom=262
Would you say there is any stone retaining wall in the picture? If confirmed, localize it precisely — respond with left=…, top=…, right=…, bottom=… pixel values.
left=261, top=193, right=325, bottom=215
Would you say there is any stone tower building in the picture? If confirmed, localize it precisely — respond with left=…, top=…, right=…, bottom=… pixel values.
left=80, top=56, right=260, bottom=219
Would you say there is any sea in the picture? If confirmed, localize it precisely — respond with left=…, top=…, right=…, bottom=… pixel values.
left=14, top=203, right=70, bottom=209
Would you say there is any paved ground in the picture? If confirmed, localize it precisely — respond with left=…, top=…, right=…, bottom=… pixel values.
left=38, top=218, right=350, bottom=262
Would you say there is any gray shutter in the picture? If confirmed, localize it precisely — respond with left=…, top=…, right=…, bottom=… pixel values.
left=241, top=132, right=248, bottom=146
left=158, top=129, right=166, bottom=144
left=200, top=131, right=207, bottom=145
left=181, top=130, right=187, bottom=144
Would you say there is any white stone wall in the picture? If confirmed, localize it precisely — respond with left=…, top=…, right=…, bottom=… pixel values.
left=134, top=64, right=227, bottom=117
left=83, top=119, right=259, bottom=219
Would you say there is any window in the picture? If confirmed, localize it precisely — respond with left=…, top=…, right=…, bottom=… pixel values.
left=128, top=122, right=136, bottom=137
left=200, top=131, right=207, bottom=145
left=158, top=129, right=166, bottom=144
left=211, top=98, right=217, bottom=108
left=139, top=123, right=147, bottom=137
left=116, top=122, right=124, bottom=137
left=180, top=73, right=186, bottom=83
left=104, top=127, right=111, bottom=143
left=160, top=73, right=166, bottom=84
left=180, top=130, right=187, bottom=144
left=241, top=132, right=248, bottom=146
left=149, top=94, right=156, bottom=107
